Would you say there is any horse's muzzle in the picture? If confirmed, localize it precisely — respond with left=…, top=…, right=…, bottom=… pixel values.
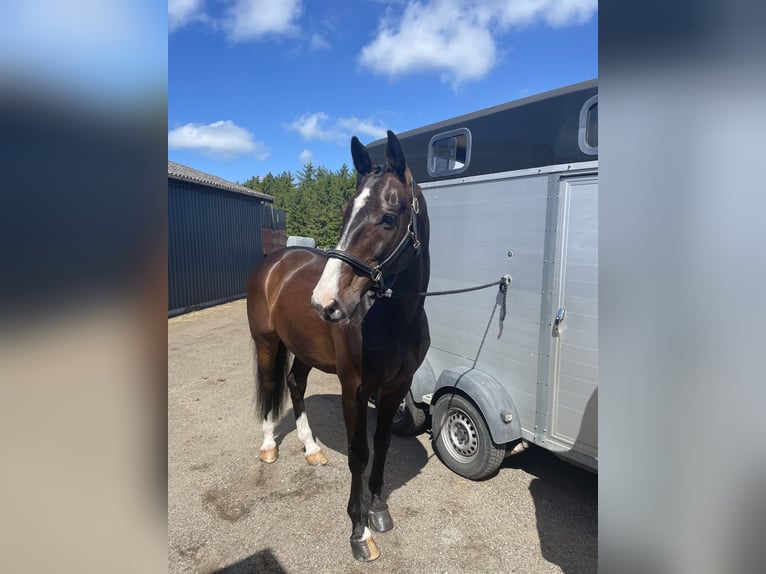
left=311, top=296, right=347, bottom=323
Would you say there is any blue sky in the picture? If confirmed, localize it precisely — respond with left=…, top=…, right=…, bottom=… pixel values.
left=169, top=0, right=597, bottom=184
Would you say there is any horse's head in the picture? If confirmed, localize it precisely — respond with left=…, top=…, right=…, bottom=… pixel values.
left=311, top=130, right=423, bottom=323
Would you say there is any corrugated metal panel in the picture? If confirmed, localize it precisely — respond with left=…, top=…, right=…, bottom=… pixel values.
left=260, top=204, right=286, bottom=230
left=168, top=179, right=266, bottom=315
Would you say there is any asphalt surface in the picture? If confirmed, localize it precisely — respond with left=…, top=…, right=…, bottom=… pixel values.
left=168, top=300, right=597, bottom=573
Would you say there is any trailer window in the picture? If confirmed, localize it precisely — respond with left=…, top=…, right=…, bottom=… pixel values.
left=428, top=128, right=471, bottom=177
left=578, top=95, right=598, bottom=155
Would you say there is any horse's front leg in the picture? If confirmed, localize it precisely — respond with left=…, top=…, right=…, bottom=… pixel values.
left=368, top=382, right=409, bottom=533
left=342, top=383, right=379, bottom=561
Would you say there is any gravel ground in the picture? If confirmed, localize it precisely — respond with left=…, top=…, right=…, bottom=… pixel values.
left=168, top=299, right=597, bottom=573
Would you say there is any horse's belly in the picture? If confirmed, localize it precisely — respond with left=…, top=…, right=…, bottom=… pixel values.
left=281, top=326, right=337, bottom=374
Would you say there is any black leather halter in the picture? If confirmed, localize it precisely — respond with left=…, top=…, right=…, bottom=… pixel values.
left=326, top=176, right=421, bottom=295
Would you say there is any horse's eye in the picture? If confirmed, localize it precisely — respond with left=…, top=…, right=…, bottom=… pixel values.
left=379, top=213, right=397, bottom=229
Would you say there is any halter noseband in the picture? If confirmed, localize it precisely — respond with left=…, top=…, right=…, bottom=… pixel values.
left=326, top=176, right=421, bottom=295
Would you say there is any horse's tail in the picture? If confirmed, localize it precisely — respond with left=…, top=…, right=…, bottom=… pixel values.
left=253, top=340, right=290, bottom=422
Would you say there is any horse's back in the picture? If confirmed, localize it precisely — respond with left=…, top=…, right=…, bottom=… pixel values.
left=251, top=246, right=326, bottom=275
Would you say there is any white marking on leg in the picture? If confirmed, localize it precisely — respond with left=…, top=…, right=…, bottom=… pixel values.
left=296, top=412, right=321, bottom=455
left=362, top=527, right=372, bottom=541
left=260, top=411, right=276, bottom=451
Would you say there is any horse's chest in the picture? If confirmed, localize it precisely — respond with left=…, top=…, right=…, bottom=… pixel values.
left=363, top=326, right=421, bottom=374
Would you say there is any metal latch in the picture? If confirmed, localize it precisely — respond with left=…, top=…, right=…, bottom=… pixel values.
left=552, top=307, right=566, bottom=337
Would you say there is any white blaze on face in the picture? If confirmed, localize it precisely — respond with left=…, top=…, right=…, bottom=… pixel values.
left=311, top=258, right=343, bottom=310
left=311, top=186, right=372, bottom=309
left=338, top=186, right=372, bottom=250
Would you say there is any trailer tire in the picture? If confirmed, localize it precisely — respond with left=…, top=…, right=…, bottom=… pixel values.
left=391, top=392, right=427, bottom=436
left=432, top=393, right=504, bottom=480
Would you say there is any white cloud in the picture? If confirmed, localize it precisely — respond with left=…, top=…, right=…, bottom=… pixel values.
left=225, top=0, right=302, bottom=41
left=495, top=0, right=597, bottom=28
left=360, top=1, right=496, bottom=86
left=168, top=0, right=207, bottom=32
left=285, top=113, right=388, bottom=143
left=285, top=112, right=334, bottom=141
left=359, top=0, right=597, bottom=85
left=168, top=120, right=270, bottom=160
left=336, top=117, right=388, bottom=141
left=299, top=149, right=314, bottom=165
left=309, top=33, right=330, bottom=51
left=169, top=0, right=323, bottom=49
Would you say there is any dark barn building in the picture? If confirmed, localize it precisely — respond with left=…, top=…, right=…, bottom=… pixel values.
left=168, top=161, right=286, bottom=316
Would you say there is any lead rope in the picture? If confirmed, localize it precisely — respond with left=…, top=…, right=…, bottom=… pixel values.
left=384, top=274, right=512, bottom=324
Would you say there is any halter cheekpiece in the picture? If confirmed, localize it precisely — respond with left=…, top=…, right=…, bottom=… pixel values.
left=326, top=175, right=421, bottom=296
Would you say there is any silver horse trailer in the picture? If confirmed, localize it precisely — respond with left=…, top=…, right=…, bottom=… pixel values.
left=366, top=79, right=598, bottom=479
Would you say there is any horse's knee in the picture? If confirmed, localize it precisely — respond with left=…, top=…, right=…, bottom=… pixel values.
left=347, top=447, right=368, bottom=474
left=348, top=458, right=366, bottom=474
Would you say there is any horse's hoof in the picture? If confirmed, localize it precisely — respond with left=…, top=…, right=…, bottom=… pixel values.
left=259, top=448, right=278, bottom=463
left=350, top=532, right=380, bottom=562
left=368, top=507, right=394, bottom=532
left=305, top=450, right=328, bottom=466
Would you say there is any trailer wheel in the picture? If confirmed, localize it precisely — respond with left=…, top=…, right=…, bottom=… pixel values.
left=391, top=392, right=427, bottom=436
left=432, top=394, right=504, bottom=480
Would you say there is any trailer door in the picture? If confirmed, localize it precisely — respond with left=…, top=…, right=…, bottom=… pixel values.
left=548, top=176, right=598, bottom=466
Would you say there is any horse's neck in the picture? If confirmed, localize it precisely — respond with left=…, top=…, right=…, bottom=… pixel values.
left=398, top=249, right=429, bottom=305
left=396, top=198, right=429, bottom=302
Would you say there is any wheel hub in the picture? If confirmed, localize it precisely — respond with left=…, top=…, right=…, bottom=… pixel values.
left=445, top=409, right=478, bottom=462
left=393, top=399, right=405, bottom=422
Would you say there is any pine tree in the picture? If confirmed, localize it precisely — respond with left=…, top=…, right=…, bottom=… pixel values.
left=244, top=163, right=360, bottom=249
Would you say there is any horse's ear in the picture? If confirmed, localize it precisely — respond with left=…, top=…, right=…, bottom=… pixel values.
left=351, top=136, right=372, bottom=178
left=385, top=130, right=407, bottom=178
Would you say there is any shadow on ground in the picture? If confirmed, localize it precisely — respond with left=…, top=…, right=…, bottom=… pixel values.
left=262, top=391, right=596, bottom=573
left=210, top=548, right=285, bottom=574
left=504, top=447, right=598, bottom=573
left=274, top=393, right=431, bottom=500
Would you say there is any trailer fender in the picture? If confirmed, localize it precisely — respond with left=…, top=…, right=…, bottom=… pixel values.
left=410, top=360, right=436, bottom=404
left=432, top=366, right=522, bottom=446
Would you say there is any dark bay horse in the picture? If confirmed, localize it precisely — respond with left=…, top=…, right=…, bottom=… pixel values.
left=246, top=130, right=430, bottom=561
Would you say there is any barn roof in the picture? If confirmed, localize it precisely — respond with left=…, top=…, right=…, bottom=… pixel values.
left=168, top=160, right=274, bottom=202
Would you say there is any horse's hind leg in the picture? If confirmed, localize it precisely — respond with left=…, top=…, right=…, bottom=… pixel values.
left=254, top=337, right=288, bottom=464
left=259, top=413, right=278, bottom=463
left=287, top=358, right=328, bottom=466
